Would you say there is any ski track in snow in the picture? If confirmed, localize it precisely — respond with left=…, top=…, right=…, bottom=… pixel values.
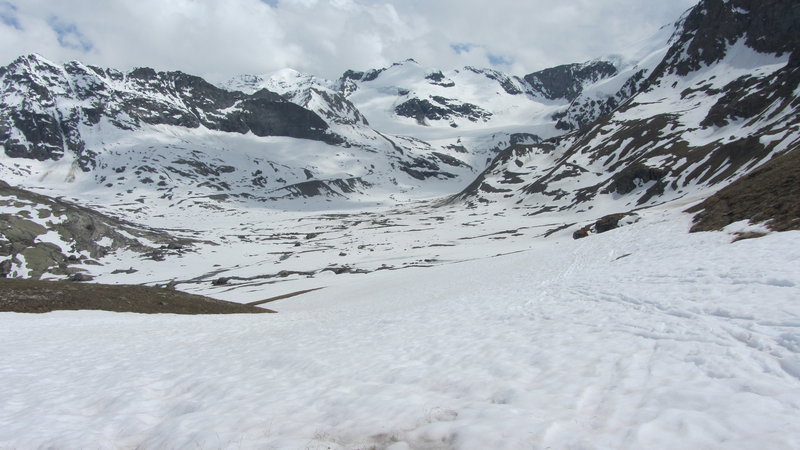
left=1, top=210, right=799, bottom=449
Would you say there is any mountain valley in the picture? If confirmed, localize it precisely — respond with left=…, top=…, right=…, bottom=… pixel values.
left=1, top=0, right=799, bottom=447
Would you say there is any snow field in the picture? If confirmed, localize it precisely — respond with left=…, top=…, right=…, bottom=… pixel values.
left=1, top=209, right=799, bottom=449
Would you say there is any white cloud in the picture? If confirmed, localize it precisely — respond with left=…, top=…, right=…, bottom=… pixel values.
left=0, top=0, right=697, bottom=81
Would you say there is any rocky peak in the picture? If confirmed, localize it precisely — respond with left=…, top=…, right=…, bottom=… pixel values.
left=649, top=0, right=800, bottom=81
left=339, top=59, right=421, bottom=85
left=341, top=67, right=386, bottom=84
left=464, top=67, right=524, bottom=95
left=523, top=60, right=618, bottom=101
left=225, top=70, right=369, bottom=126
left=2, top=53, right=59, bottom=76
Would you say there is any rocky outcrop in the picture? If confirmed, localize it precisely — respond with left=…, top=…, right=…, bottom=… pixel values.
left=395, top=96, right=491, bottom=126
left=224, top=71, right=370, bottom=126
left=572, top=213, right=640, bottom=239
left=648, top=0, right=800, bottom=83
left=523, top=61, right=618, bottom=101
left=0, top=180, right=192, bottom=279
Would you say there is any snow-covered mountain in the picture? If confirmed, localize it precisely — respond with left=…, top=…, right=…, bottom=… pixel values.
left=0, top=0, right=798, bottom=284
left=2, top=0, right=800, bottom=447
left=219, top=56, right=626, bottom=193
left=455, top=0, right=800, bottom=232
left=0, top=55, right=477, bottom=208
left=0, top=45, right=635, bottom=213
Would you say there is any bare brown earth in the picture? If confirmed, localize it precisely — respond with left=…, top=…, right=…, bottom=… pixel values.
left=688, top=149, right=800, bottom=232
left=0, top=278, right=274, bottom=314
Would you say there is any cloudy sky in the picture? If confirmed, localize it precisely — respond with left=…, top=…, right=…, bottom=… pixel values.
left=0, top=0, right=696, bottom=82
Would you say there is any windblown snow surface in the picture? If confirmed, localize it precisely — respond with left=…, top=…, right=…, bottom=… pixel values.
left=1, top=206, right=799, bottom=449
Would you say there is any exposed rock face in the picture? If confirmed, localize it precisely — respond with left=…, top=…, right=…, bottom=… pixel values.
left=267, top=177, right=372, bottom=200
left=523, top=61, right=618, bottom=101
left=224, top=71, right=370, bottom=126
left=425, top=71, right=456, bottom=88
left=552, top=68, right=649, bottom=132
left=605, top=164, right=668, bottom=197
left=464, top=67, right=524, bottom=95
left=341, top=67, right=386, bottom=83
left=648, top=0, right=800, bottom=82
left=552, top=0, right=800, bottom=134
left=573, top=213, right=640, bottom=239
left=395, top=96, right=491, bottom=125
left=0, top=54, right=339, bottom=166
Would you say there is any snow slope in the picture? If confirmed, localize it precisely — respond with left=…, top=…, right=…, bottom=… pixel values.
left=1, top=208, right=799, bottom=449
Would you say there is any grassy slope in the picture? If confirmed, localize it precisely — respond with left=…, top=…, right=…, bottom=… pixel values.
left=688, top=148, right=800, bottom=232
left=0, top=279, right=274, bottom=314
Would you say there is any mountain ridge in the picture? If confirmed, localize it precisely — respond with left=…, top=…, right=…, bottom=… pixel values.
left=453, top=0, right=799, bottom=231
left=0, top=0, right=798, bottom=284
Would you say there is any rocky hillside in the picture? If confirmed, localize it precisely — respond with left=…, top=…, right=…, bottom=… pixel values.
left=0, top=180, right=192, bottom=279
left=523, top=60, right=618, bottom=102
left=455, top=0, right=800, bottom=232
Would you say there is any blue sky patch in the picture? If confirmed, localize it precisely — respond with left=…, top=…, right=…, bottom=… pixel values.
left=0, top=1, right=21, bottom=30
left=48, top=16, right=93, bottom=52
left=452, top=42, right=513, bottom=67
left=488, top=53, right=513, bottom=67
left=450, top=43, right=477, bottom=55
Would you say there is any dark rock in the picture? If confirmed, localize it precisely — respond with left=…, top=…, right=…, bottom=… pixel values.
left=425, top=71, right=455, bottom=87
left=573, top=213, right=639, bottom=239
left=465, top=67, right=523, bottom=95
left=572, top=229, right=590, bottom=240
left=647, top=0, right=800, bottom=83
left=425, top=71, right=446, bottom=82
left=524, top=61, right=617, bottom=101
left=211, top=277, right=230, bottom=286
left=68, top=273, right=93, bottom=282
left=432, top=152, right=470, bottom=168
left=0, top=259, right=12, bottom=277
left=395, top=97, right=490, bottom=124
left=606, top=164, right=668, bottom=195
left=341, top=67, right=386, bottom=83
left=700, top=75, right=775, bottom=128
left=267, top=178, right=371, bottom=200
